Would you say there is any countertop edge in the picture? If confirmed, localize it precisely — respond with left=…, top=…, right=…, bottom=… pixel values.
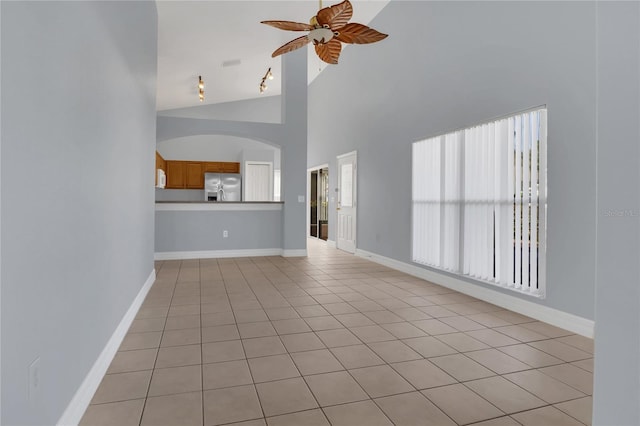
left=156, top=202, right=283, bottom=212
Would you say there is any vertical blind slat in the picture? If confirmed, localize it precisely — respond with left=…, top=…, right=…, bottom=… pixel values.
left=514, top=115, right=523, bottom=290
left=412, top=109, right=545, bottom=297
left=522, top=114, right=531, bottom=290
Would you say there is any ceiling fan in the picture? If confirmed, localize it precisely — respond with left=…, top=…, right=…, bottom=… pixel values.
left=261, top=0, right=388, bottom=65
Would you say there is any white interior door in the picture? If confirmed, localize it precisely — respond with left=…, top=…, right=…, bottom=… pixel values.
left=337, top=151, right=357, bottom=253
left=244, top=161, right=273, bottom=201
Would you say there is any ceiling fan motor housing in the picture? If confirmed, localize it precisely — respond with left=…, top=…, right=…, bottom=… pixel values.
left=307, top=27, right=334, bottom=45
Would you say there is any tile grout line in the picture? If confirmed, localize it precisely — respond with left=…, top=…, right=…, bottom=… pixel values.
left=137, top=259, right=180, bottom=426
left=232, top=257, right=268, bottom=423
left=97, top=241, right=592, bottom=426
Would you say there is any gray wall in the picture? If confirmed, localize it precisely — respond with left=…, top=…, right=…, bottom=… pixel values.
left=1, top=2, right=157, bottom=425
left=308, top=1, right=597, bottom=320
left=156, top=210, right=283, bottom=252
left=157, top=49, right=308, bottom=252
left=159, top=95, right=281, bottom=123
left=592, top=2, right=640, bottom=424
left=157, top=134, right=279, bottom=163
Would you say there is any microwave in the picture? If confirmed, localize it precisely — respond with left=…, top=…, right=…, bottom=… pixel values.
left=156, top=169, right=166, bottom=189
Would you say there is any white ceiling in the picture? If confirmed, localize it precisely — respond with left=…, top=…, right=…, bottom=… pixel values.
left=156, top=0, right=389, bottom=111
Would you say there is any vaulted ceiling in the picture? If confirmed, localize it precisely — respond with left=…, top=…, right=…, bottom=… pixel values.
left=156, top=0, right=389, bottom=111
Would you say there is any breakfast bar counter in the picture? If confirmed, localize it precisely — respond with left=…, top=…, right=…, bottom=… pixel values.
left=155, top=202, right=284, bottom=259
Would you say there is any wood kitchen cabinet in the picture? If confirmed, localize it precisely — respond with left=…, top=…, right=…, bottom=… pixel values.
left=203, top=162, right=223, bottom=173
left=165, top=160, right=240, bottom=189
left=222, top=162, right=240, bottom=173
left=155, top=151, right=166, bottom=186
left=166, top=161, right=186, bottom=188
left=202, top=162, right=240, bottom=173
left=186, top=162, right=204, bottom=189
left=155, top=151, right=166, bottom=172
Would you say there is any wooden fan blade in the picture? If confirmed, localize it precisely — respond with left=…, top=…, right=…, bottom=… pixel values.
left=272, top=35, right=311, bottom=58
left=316, top=0, right=353, bottom=29
left=314, top=39, right=342, bottom=64
left=261, top=20, right=313, bottom=31
left=335, top=22, right=388, bottom=44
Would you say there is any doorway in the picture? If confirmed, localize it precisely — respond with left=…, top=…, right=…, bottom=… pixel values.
left=309, top=167, right=329, bottom=241
left=337, top=151, right=357, bottom=253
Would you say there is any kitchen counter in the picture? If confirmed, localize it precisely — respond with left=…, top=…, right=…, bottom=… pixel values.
left=156, top=201, right=283, bottom=203
left=156, top=201, right=283, bottom=211
left=155, top=202, right=283, bottom=258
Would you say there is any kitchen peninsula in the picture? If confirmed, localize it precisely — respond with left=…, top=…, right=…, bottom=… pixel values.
left=155, top=201, right=284, bottom=259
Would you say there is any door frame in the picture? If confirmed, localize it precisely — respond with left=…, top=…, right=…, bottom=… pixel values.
left=336, top=151, right=357, bottom=253
left=307, top=163, right=329, bottom=241
left=243, top=161, right=273, bottom=201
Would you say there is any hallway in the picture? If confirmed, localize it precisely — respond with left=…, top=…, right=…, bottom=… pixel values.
left=81, top=239, right=593, bottom=426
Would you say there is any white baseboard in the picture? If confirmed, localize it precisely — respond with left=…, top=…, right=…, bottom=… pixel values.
left=282, top=249, right=307, bottom=257
left=326, top=240, right=337, bottom=248
left=155, top=248, right=283, bottom=260
left=355, top=249, right=594, bottom=338
left=57, top=269, right=156, bottom=426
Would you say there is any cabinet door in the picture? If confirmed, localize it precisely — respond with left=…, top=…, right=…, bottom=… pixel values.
left=166, top=161, right=186, bottom=188
left=155, top=152, right=166, bottom=186
left=203, top=162, right=223, bottom=173
left=186, top=162, right=204, bottom=189
left=222, top=162, right=240, bottom=173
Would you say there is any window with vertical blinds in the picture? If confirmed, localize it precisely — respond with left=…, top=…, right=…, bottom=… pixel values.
left=412, top=108, right=547, bottom=297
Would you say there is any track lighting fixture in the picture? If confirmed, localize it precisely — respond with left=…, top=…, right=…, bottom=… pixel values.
left=259, top=68, right=273, bottom=94
left=198, top=75, right=205, bottom=102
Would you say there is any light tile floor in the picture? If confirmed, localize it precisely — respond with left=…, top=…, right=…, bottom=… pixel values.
left=81, top=239, right=594, bottom=426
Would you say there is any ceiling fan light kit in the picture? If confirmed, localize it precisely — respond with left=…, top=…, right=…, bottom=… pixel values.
left=261, top=0, right=388, bottom=65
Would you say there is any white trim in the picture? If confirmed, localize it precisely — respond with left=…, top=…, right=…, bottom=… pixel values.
left=307, top=165, right=330, bottom=241
left=355, top=249, right=594, bottom=338
left=243, top=161, right=274, bottom=202
left=155, top=249, right=284, bottom=260
left=282, top=249, right=307, bottom=257
left=337, top=150, right=357, bottom=159
left=57, top=269, right=156, bottom=426
left=156, top=202, right=282, bottom=212
left=326, top=239, right=337, bottom=248
left=307, top=163, right=329, bottom=172
left=336, top=151, right=357, bottom=253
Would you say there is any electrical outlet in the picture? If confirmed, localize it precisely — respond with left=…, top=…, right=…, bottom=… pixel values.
left=29, top=357, right=41, bottom=408
left=223, top=230, right=228, bottom=238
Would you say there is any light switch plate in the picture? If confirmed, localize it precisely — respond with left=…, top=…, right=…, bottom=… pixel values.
left=298, top=195, right=305, bottom=203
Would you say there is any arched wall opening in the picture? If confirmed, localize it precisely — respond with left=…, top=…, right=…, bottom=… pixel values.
left=156, top=134, right=281, bottom=202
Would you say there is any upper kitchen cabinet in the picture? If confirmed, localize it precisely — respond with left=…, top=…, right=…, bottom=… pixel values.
left=186, top=162, right=204, bottom=189
left=156, top=151, right=166, bottom=172
left=203, top=162, right=223, bottom=173
left=203, top=162, right=240, bottom=173
left=166, top=160, right=186, bottom=188
left=155, top=151, right=167, bottom=186
left=222, top=162, right=240, bottom=173
left=164, top=160, right=240, bottom=189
